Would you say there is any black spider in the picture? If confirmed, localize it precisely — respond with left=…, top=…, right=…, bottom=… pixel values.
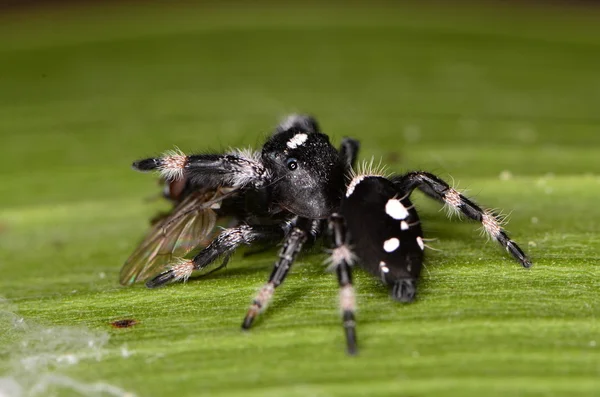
left=121, top=115, right=531, bottom=355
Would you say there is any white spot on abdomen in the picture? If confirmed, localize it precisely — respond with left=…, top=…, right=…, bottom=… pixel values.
left=401, top=221, right=409, bottom=230
left=416, top=237, right=424, bottom=250
left=286, top=133, right=308, bottom=149
left=379, top=261, right=389, bottom=273
left=385, top=199, right=409, bottom=220
left=383, top=238, right=400, bottom=252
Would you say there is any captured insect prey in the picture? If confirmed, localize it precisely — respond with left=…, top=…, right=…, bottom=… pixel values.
left=121, top=114, right=532, bottom=354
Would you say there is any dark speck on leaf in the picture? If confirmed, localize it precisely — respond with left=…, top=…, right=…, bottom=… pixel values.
left=111, top=319, right=138, bottom=328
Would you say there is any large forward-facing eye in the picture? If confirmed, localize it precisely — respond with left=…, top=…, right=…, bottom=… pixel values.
left=286, top=158, right=298, bottom=171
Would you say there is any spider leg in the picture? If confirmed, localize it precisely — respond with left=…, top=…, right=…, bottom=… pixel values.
left=327, top=213, right=358, bottom=355
left=241, top=218, right=311, bottom=330
left=391, top=171, right=531, bottom=268
left=244, top=216, right=323, bottom=258
left=339, top=137, right=360, bottom=170
left=146, top=224, right=286, bottom=288
left=133, top=148, right=271, bottom=190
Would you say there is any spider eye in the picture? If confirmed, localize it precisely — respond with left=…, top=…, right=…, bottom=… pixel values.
left=286, top=158, right=298, bottom=171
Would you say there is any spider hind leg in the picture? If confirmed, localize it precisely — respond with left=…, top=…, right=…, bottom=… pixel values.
left=392, top=171, right=532, bottom=268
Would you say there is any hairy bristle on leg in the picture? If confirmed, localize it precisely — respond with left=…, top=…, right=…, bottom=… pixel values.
left=158, top=149, right=188, bottom=181
left=392, top=171, right=532, bottom=268
left=169, top=258, right=194, bottom=282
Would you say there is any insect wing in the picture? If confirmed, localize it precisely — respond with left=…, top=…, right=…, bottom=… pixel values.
left=119, top=191, right=219, bottom=285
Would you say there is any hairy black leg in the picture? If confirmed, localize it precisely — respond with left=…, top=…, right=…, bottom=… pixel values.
left=339, top=137, right=360, bottom=170
left=392, top=171, right=531, bottom=268
left=146, top=224, right=286, bottom=288
left=133, top=149, right=271, bottom=190
left=327, top=214, right=358, bottom=355
left=241, top=218, right=311, bottom=329
left=243, top=216, right=324, bottom=259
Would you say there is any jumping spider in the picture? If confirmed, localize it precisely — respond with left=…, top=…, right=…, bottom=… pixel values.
left=121, top=115, right=531, bottom=354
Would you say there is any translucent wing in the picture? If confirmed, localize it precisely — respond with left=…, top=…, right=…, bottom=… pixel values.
left=119, top=190, right=224, bottom=285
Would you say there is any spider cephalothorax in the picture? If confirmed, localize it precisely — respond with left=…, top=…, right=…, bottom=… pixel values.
left=122, top=115, right=531, bottom=354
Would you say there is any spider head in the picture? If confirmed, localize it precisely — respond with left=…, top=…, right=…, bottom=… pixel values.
left=262, top=122, right=345, bottom=219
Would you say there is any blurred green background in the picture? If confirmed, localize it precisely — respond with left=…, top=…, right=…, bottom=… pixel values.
left=0, top=1, right=599, bottom=396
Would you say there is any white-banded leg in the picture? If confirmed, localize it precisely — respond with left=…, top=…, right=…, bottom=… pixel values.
left=327, top=213, right=358, bottom=355
left=241, top=218, right=311, bottom=330
left=132, top=148, right=271, bottom=190
left=392, top=171, right=531, bottom=268
left=147, top=224, right=286, bottom=288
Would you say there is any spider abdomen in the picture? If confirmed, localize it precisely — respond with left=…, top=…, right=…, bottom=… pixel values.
left=341, top=176, right=424, bottom=301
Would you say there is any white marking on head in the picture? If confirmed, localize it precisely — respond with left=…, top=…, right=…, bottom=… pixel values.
left=383, top=238, right=400, bottom=253
left=379, top=261, right=390, bottom=273
left=386, top=199, right=409, bottom=220
left=286, top=133, right=308, bottom=149
left=401, top=221, right=409, bottom=230
left=416, top=237, right=424, bottom=250
left=345, top=175, right=365, bottom=197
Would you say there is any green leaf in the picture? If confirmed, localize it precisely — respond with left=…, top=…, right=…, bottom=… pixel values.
left=1, top=2, right=599, bottom=396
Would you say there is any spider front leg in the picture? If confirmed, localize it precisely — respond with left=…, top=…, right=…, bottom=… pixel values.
left=241, top=218, right=312, bottom=330
left=147, top=224, right=286, bottom=288
left=133, top=148, right=271, bottom=190
left=392, top=171, right=532, bottom=268
left=327, top=213, right=358, bottom=355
